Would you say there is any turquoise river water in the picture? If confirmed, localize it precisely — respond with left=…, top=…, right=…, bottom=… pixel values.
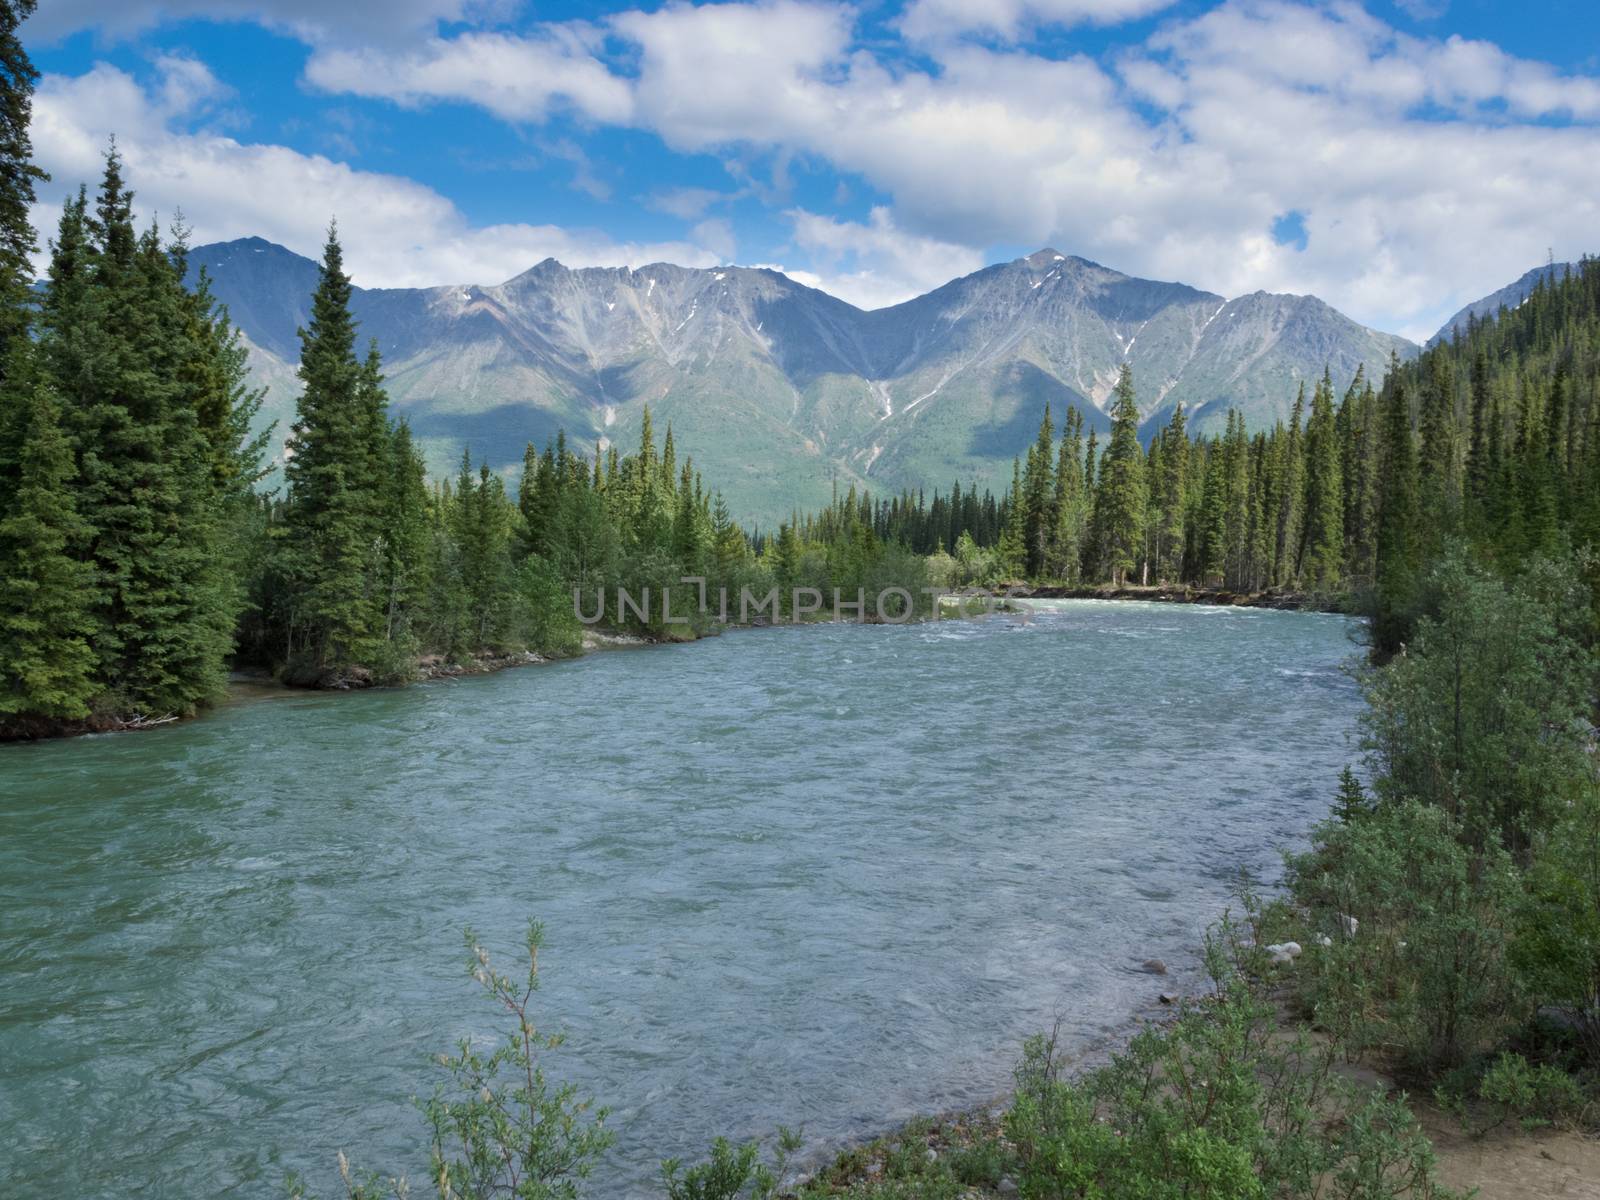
left=0, top=600, right=1364, bottom=1197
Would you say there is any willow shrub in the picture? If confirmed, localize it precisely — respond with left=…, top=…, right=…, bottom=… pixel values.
left=1005, top=923, right=1459, bottom=1200
left=289, top=922, right=613, bottom=1200
left=1285, top=800, right=1526, bottom=1076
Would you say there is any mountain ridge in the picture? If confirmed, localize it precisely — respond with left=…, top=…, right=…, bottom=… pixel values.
left=192, top=238, right=1417, bottom=525
left=1428, top=262, right=1579, bottom=348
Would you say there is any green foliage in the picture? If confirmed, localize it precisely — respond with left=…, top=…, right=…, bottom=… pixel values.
left=1088, top=365, right=1147, bottom=585
left=292, top=923, right=613, bottom=1200
left=1359, top=549, right=1593, bottom=859
left=661, top=1128, right=799, bottom=1200
left=0, top=132, right=263, bottom=732
left=1289, top=799, right=1526, bottom=1074
left=0, top=352, right=97, bottom=724
left=1436, top=1052, right=1591, bottom=1137
left=1280, top=548, right=1600, bottom=1126
left=1006, top=923, right=1458, bottom=1200
left=1512, top=786, right=1600, bottom=1068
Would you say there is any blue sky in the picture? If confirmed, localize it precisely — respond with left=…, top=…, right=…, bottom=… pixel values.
left=24, top=0, right=1600, bottom=340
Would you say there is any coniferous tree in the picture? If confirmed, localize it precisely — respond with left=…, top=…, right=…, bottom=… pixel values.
left=1374, top=367, right=1420, bottom=653
left=1021, top=405, right=1055, bottom=577
left=0, top=0, right=42, bottom=360
left=0, top=358, right=97, bottom=724
left=1153, top=402, right=1188, bottom=582
left=1091, top=366, right=1146, bottom=585
left=1299, top=371, right=1344, bottom=589
left=280, top=224, right=379, bottom=673
left=1049, top=408, right=1086, bottom=581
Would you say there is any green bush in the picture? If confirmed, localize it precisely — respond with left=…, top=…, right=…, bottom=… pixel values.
left=661, top=1129, right=799, bottom=1200
left=1512, top=788, right=1600, bottom=1071
left=1005, top=927, right=1458, bottom=1199
left=1359, top=550, right=1593, bottom=861
left=1436, top=1052, right=1592, bottom=1136
left=290, top=922, right=613, bottom=1200
left=1289, top=800, right=1527, bottom=1075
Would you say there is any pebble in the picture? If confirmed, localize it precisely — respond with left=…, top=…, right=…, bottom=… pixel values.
left=1159, top=991, right=1179, bottom=1004
left=998, top=1177, right=1019, bottom=1196
left=1140, top=958, right=1168, bottom=975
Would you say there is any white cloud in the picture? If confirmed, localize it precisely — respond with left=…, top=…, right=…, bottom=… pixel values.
left=900, top=0, right=1175, bottom=42
left=27, top=0, right=515, bottom=45
left=33, top=0, right=1600, bottom=339
left=597, top=0, right=1600, bottom=337
left=303, top=29, right=633, bottom=124
left=611, top=0, right=855, bottom=149
left=645, top=186, right=730, bottom=219
left=781, top=207, right=985, bottom=309
left=691, top=217, right=737, bottom=259
left=29, top=60, right=721, bottom=289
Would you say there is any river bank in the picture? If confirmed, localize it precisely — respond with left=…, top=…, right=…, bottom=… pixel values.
left=759, top=959, right=1600, bottom=1200
left=1003, top=581, right=1355, bottom=613
left=775, top=1040, right=1600, bottom=1200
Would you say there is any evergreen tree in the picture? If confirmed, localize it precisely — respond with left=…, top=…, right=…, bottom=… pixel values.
left=996, top=458, right=1026, bottom=578
left=1299, top=371, right=1344, bottom=589
left=1091, top=366, right=1146, bottom=585
left=1374, top=367, right=1420, bottom=653
left=1153, top=402, right=1188, bottom=582
left=1021, top=405, right=1055, bottom=577
left=280, top=224, right=380, bottom=672
left=0, top=358, right=97, bottom=724
left=0, top=0, right=42, bottom=359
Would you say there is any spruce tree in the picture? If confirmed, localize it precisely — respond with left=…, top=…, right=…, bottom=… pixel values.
left=1020, top=405, right=1054, bottom=577
left=1374, top=366, right=1420, bottom=653
left=0, top=0, right=43, bottom=360
left=1091, top=366, right=1146, bottom=585
left=1299, top=371, right=1344, bottom=589
left=280, top=224, right=379, bottom=673
left=1154, top=402, right=1188, bottom=582
left=0, top=356, right=97, bottom=725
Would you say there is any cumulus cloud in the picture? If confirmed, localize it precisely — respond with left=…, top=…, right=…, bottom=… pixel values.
left=899, top=0, right=1175, bottom=42
left=781, top=206, right=985, bottom=309
left=611, top=0, right=855, bottom=149
left=303, top=29, right=633, bottom=123
left=32, top=0, right=1600, bottom=337
left=597, top=0, right=1600, bottom=337
left=29, top=60, right=721, bottom=289
left=28, top=0, right=515, bottom=45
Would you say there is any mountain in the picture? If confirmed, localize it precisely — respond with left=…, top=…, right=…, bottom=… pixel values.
left=192, top=238, right=1416, bottom=526
left=1428, top=262, right=1578, bottom=348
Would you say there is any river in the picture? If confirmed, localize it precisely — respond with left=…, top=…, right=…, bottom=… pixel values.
left=0, top=601, right=1364, bottom=1197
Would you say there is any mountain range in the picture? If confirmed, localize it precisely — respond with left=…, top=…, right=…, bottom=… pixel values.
left=194, top=238, right=1421, bottom=525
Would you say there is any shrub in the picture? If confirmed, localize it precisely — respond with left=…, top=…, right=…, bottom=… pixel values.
left=1005, top=925, right=1459, bottom=1199
left=1287, top=801, right=1526, bottom=1075
left=289, top=922, right=613, bottom=1200
left=1359, top=550, right=1593, bottom=862
left=660, top=1129, right=799, bottom=1200
left=1436, top=1052, right=1592, bottom=1136
left=1512, top=788, right=1600, bottom=1071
